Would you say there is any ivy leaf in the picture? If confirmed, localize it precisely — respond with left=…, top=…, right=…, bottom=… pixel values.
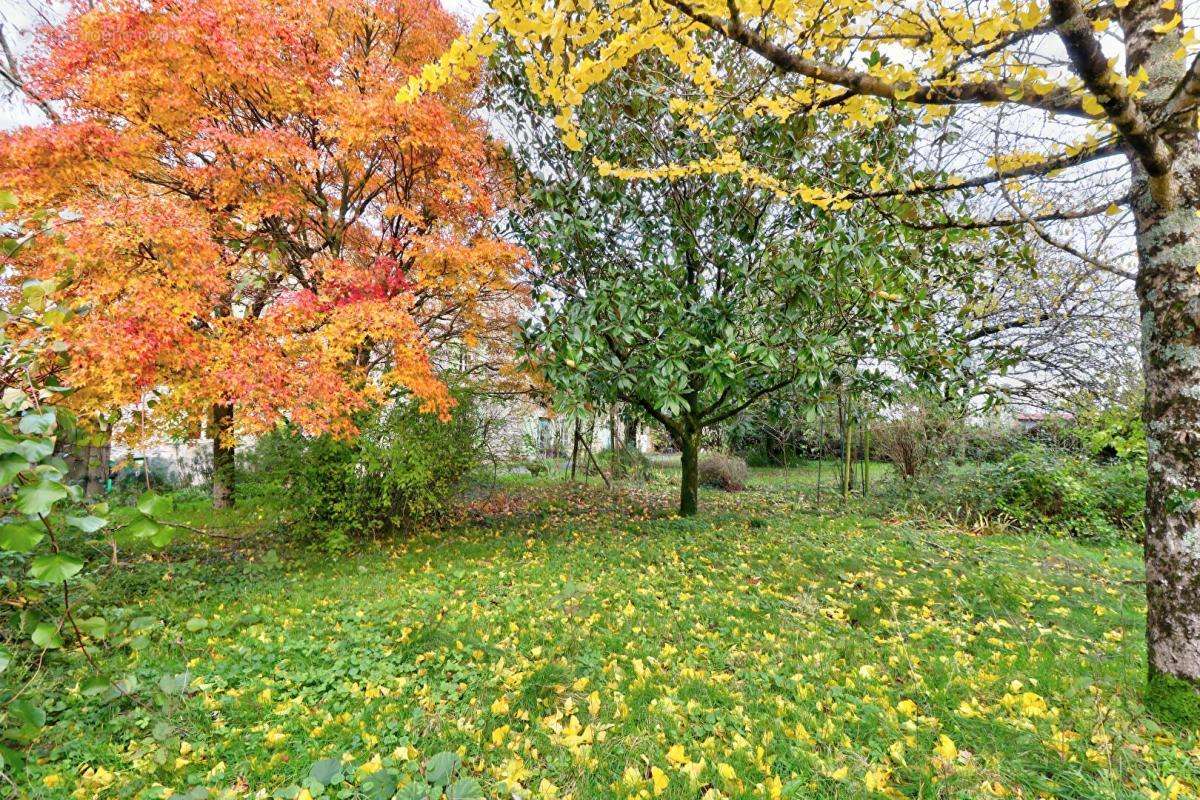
left=0, top=453, right=29, bottom=485
left=29, top=552, right=84, bottom=582
left=14, top=478, right=68, bottom=516
left=137, top=490, right=172, bottom=517
left=78, top=616, right=108, bottom=639
left=9, top=700, right=45, bottom=729
left=17, top=410, right=56, bottom=436
left=123, top=514, right=160, bottom=540
left=0, top=432, right=54, bottom=462
left=309, top=757, right=343, bottom=786
left=425, top=751, right=460, bottom=786
left=0, top=522, right=44, bottom=552
left=31, top=622, right=63, bottom=649
left=447, top=778, right=483, bottom=799
left=65, top=514, right=107, bottom=533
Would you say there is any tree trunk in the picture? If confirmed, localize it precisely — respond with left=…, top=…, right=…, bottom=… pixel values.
left=570, top=418, right=581, bottom=481
left=1137, top=177, right=1200, bottom=715
left=85, top=440, right=110, bottom=498
left=210, top=402, right=235, bottom=509
left=679, top=428, right=699, bottom=516
left=1125, top=8, right=1200, bottom=718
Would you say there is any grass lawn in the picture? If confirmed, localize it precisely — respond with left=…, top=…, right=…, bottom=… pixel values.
left=20, top=476, right=1200, bottom=799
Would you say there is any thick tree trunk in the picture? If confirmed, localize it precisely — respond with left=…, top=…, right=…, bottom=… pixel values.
left=210, top=402, right=235, bottom=509
left=1123, top=3, right=1200, bottom=718
left=1133, top=144, right=1200, bottom=720
left=678, top=428, right=699, bottom=516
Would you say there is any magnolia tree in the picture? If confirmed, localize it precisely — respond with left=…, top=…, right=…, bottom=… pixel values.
left=493, top=45, right=994, bottom=514
left=406, top=0, right=1200, bottom=714
left=0, top=0, right=522, bottom=506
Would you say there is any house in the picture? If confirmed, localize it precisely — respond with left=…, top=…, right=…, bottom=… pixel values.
left=1013, top=410, right=1075, bottom=433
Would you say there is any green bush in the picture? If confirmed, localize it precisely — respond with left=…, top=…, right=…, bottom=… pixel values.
left=900, top=444, right=1144, bottom=543
left=958, top=423, right=1023, bottom=463
left=595, top=446, right=650, bottom=479
left=244, top=395, right=482, bottom=540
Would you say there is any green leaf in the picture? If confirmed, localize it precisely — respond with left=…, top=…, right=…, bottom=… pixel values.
left=309, top=758, right=343, bottom=786
left=0, top=521, right=43, bottom=552
left=424, top=751, right=460, bottom=786
left=0, top=453, right=28, bottom=485
left=185, top=617, right=207, bottom=632
left=137, top=490, right=172, bottom=517
left=123, top=514, right=161, bottom=540
left=31, top=622, right=63, bottom=649
left=0, top=744, right=25, bottom=774
left=29, top=552, right=84, bottom=582
left=81, top=676, right=111, bottom=696
left=149, top=523, right=176, bottom=547
left=446, top=778, right=482, bottom=799
left=65, top=514, right=107, bottom=533
left=17, top=410, right=56, bottom=436
left=14, top=478, right=68, bottom=516
left=158, top=671, right=190, bottom=695
left=362, top=769, right=397, bottom=799
left=78, top=616, right=108, bottom=639
left=9, top=700, right=45, bottom=729
left=0, top=189, right=16, bottom=211
left=0, top=645, right=9, bottom=675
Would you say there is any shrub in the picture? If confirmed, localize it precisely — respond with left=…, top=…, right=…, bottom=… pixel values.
left=958, top=422, right=1023, bottom=463
left=872, top=404, right=959, bottom=480
left=244, top=395, right=482, bottom=540
left=595, top=446, right=650, bottom=479
left=698, top=453, right=748, bottom=491
left=899, top=444, right=1144, bottom=542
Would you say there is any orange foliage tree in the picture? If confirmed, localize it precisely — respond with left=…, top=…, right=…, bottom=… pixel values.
left=0, top=0, right=522, bottom=505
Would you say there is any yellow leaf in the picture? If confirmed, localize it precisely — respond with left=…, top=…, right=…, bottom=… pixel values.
left=651, top=766, right=670, bottom=795
left=934, top=734, right=959, bottom=761
left=1153, top=13, right=1181, bottom=33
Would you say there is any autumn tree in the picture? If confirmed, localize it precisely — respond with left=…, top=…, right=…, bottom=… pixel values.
left=494, top=45, right=991, bottom=515
left=0, top=0, right=521, bottom=506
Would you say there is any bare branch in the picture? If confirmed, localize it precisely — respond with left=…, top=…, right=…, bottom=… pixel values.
left=0, top=22, right=60, bottom=123
left=846, top=140, right=1126, bottom=200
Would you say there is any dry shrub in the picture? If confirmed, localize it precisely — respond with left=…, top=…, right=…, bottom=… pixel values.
left=699, top=453, right=749, bottom=491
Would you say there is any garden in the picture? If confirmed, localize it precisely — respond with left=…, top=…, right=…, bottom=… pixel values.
left=2, top=0, right=1200, bottom=797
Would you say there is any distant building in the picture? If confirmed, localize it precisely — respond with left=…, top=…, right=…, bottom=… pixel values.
left=481, top=397, right=653, bottom=460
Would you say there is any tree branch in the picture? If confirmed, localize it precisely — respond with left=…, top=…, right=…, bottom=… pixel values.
left=660, top=0, right=1089, bottom=117
left=1049, top=0, right=1174, bottom=201
left=0, top=23, right=60, bottom=124
left=845, top=140, right=1125, bottom=200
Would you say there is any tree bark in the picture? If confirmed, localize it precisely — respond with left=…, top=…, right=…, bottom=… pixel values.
left=210, top=402, right=235, bottom=509
left=1124, top=6, right=1200, bottom=719
left=85, top=440, right=110, bottom=498
left=678, top=428, right=699, bottom=516
left=1136, top=158, right=1200, bottom=711
left=570, top=418, right=581, bottom=481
